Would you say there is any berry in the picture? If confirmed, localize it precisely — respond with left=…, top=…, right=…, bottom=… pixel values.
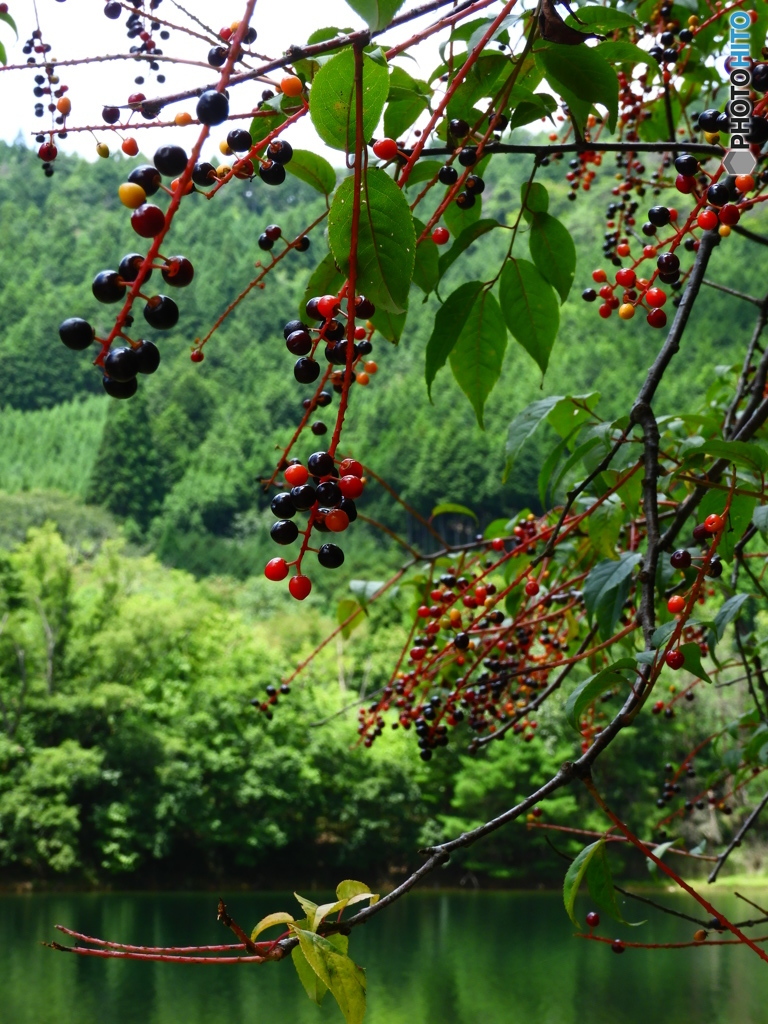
left=456, top=191, right=475, bottom=209
left=449, top=118, right=469, bottom=137
left=308, top=451, right=334, bottom=476
left=355, top=296, right=376, bottom=319
left=102, top=105, right=121, bottom=124
left=271, top=520, right=299, bottom=545
left=286, top=330, right=312, bottom=356
left=284, top=464, right=309, bottom=487
left=665, top=649, right=685, bottom=670
left=121, top=138, right=139, bottom=157
left=227, top=128, right=253, bottom=152
left=92, top=270, right=126, bottom=304
left=192, top=161, right=217, bottom=187
left=339, top=458, right=363, bottom=477
left=339, top=475, right=364, bottom=499
left=283, top=320, right=307, bottom=339
left=618, top=303, right=635, bottom=320
left=317, top=294, right=340, bottom=319
left=128, top=164, right=161, bottom=196
left=656, top=252, right=679, bottom=273
left=259, top=160, right=286, bottom=185
left=674, top=153, right=699, bottom=176
left=288, top=575, right=312, bottom=600
left=143, top=295, right=179, bottom=330
left=104, top=2, right=122, bottom=18
left=131, top=204, right=165, bottom=238
left=647, top=206, right=670, bottom=227
left=706, top=182, right=730, bottom=208
left=704, top=513, right=724, bottom=533
left=270, top=492, right=297, bottom=519
left=646, top=309, right=667, bottom=329
left=325, top=509, right=349, bottom=532
left=524, top=579, right=539, bottom=597
left=585, top=912, right=600, bottom=928
left=59, top=317, right=94, bottom=351
left=154, top=144, right=188, bottom=177
left=161, top=256, right=195, bottom=287
left=372, top=138, right=399, bottom=160
left=102, top=375, right=137, bottom=399
left=458, top=147, right=477, bottom=166
left=103, top=346, right=140, bottom=382
left=667, top=595, right=686, bottom=614
left=611, top=940, right=625, bottom=954
left=265, top=557, right=289, bottom=581
left=290, top=484, right=316, bottom=510
left=646, top=287, right=666, bottom=308
left=268, top=140, right=293, bottom=165
left=697, top=209, right=718, bottom=231
left=280, top=75, right=303, bottom=97
left=719, top=204, right=740, bottom=226
left=38, top=142, right=57, bottom=162
left=208, top=46, right=228, bottom=68
left=432, top=227, right=450, bottom=245
left=118, top=182, right=147, bottom=209
left=735, top=173, right=755, bottom=192
left=438, top=165, right=458, bottom=185
left=316, top=480, right=342, bottom=505
left=697, top=108, right=721, bottom=133
left=196, top=90, right=229, bottom=125
left=692, top=523, right=709, bottom=544
left=670, top=549, right=692, bottom=569
left=294, top=357, right=320, bottom=383
left=118, top=253, right=148, bottom=282
left=615, top=268, right=636, bottom=288
left=318, top=543, right=344, bottom=568
left=675, top=174, right=696, bottom=194
left=135, top=340, right=160, bottom=374
left=465, top=175, right=485, bottom=194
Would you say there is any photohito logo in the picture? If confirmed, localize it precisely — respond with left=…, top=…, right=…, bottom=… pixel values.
left=724, top=10, right=757, bottom=176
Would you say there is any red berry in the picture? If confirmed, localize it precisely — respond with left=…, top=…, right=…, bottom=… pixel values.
left=317, top=294, right=339, bottom=320
left=697, top=209, right=718, bottom=231
left=525, top=579, right=540, bottom=597
left=131, top=203, right=166, bottom=238
left=598, top=303, right=612, bottom=319
left=339, top=474, right=364, bottom=499
left=325, top=509, right=350, bottom=532
left=667, top=595, right=686, bottom=614
left=372, top=137, right=399, bottom=160
left=719, top=204, right=740, bottom=226
left=704, top=513, right=724, bottom=533
left=491, top=537, right=505, bottom=551
left=288, top=574, right=312, bottom=600
left=264, top=557, right=289, bottom=581
left=190, top=349, right=204, bottom=362
left=432, top=227, right=450, bottom=245
left=646, top=287, right=666, bottom=308
left=38, top=142, right=58, bottom=161
left=665, top=649, right=685, bottom=670
left=410, top=646, right=427, bottom=661
left=285, top=463, right=309, bottom=486
left=122, top=137, right=139, bottom=157
left=339, top=458, right=363, bottom=478
left=675, top=174, right=695, bottom=194
left=586, top=911, right=600, bottom=928
left=417, top=605, right=430, bottom=619
left=611, top=940, right=625, bottom=954
left=615, top=268, right=636, bottom=288
left=592, top=269, right=607, bottom=283
left=646, top=308, right=667, bottom=329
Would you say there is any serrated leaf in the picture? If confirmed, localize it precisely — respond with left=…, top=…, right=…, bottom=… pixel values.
left=529, top=213, right=576, bottom=303
left=251, top=911, right=295, bottom=941
left=521, top=181, right=549, bottom=214
left=293, top=945, right=329, bottom=1005
left=597, top=40, right=657, bottom=80
left=310, top=48, right=389, bottom=151
left=565, top=6, right=639, bottom=30
left=537, top=44, right=618, bottom=132
left=582, top=552, right=642, bottom=640
left=370, top=305, right=407, bottom=343
left=294, top=893, right=319, bottom=923
left=564, top=659, right=637, bottom=730
left=448, top=288, right=507, bottom=428
left=681, top=439, right=768, bottom=473
left=587, top=842, right=638, bottom=925
left=499, top=258, right=559, bottom=376
left=412, top=218, right=439, bottom=294
left=432, top=503, right=477, bottom=521
left=343, top=0, right=405, bottom=31
left=384, top=65, right=429, bottom=138
left=300, top=251, right=345, bottom=322
left=285, top=149, right=337, bottom=194
left=401, top=159, right=443, bottom=188
left=508, top=94, right=557, bottom=131
left=563, top=839, right=604, bottom=928
left=679, top=642, right=712, bottom=683
left=437, top=219, right=500, bottom=284
left=651, top=620, right=677, bottom=649
left=425, top=280, right=483, bottom=398
left=547, top=393, right=601, bottom=438
left=329, top=168, right=416, bottom=313
left=336, top=879, right=372, bottom=901
left=587, top=495, right=624, bottom=559
left=338, top=598, right=365, bottom=639
left=504, top=395, right=561, bottom=480
left=292, top=928, right=367, bottom=1024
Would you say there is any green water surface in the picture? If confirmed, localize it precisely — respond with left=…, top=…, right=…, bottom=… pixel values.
left=1, top=889, right=766, bottom=1024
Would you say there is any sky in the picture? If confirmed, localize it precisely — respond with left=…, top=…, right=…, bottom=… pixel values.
left=0, top=0, right=460, bottom=162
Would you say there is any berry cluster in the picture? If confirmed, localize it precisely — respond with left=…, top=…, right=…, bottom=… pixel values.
left=104, top=0, right=171, bottom=89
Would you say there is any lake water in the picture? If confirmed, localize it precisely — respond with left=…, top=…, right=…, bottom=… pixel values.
left=1, top=888, right=767, bottom=1024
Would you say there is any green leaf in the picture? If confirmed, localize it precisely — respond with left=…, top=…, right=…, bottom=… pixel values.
left=343, top=0, right=405, bottom=31
left=294, top=892, right=319, bottom=923
left=565, top=6, right=639, bottom=30
left=586, top=842, right=636, bottom=925
left=285, top=149, right=337, bottom=194
left=597, top=40, right=657, bottom=78
left=370, top=306, right=407, bottom=343
left=679, top=642, right=712, bottom=683
left=425, top=280, right=483, bottom=398
left=292, top=927, right=367, bottom=1024
left=329, top=168, right=416, bottom=314
left=384, top=66, right=429, bottom=139
left=547, top=392, right=601, bottom=438
left=293, top=944, right=329, bottom=1005
left=499, top=258, right=560, bottom=376
left=349, top=579, right=388, bottom=605
left=538, top=431, right=574, bottom=508
left=336, top=879, right=373, bottom=901
left=508, top=94, right=557, bottom=131
left=647, top=838, right=682, bottom=879
left=504, top=395, right=562, bottom=480
left=712, top=593, right=752, bottom=646
left=251, top=911, right=295, bottom=941
left=564, top=659, right=637, bottom=730
left=521, top=181, right=549, bottom=214
left=250, top=96, right=288, bottom=137
left=448, top=289, right=507, bottom=428
left=0, top=11, right=17, bottom=37
left=310, top=48, right=389, bottom=151
left=412, top=218, right=439, bottom=294
left=754, top=505, right=768, bottom=536
left=537, top=44, right=619, bottom=132
left=299, top=252, right=345, bottom=322
left=587, top=495, right=624, bottom=559
left=582, top=552, right=642, bottom=640
left=681, top=439, right=768, bottom=473
left=0, top=39, right=5, bottom=65
left=432, top=503, right=477, bottom=521
left=337, top=598, right=365, bottom=639
left=529, top=213, right=576, bottom=303
left=401, top=159, right=442, bottom=189
left=563, top=839, right=604, bottom=927
left=437, top=219, right=500, bottom=284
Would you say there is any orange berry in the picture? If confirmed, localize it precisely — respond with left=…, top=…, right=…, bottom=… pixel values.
left=56, top=97, right=71, bottom=116
left=704, top=513, right=724, bottom=533
left=174, top=112, right=193, bottom=126
left=280, top=75, right=303, bottom=97
left=121, top=137, right=139, bottom=156
left=356, top=371, right=370, bottom=385
left=667, top=594, right=686, bottom=614
left=618, top=303, right=635, bottom=320
left=171, top=177, right=194, bottom=194
left=325, top=509, right=350, bottom=532
left=363, top=360, right=377, bottom=374
left=735, top=173, right=755, bottom=192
